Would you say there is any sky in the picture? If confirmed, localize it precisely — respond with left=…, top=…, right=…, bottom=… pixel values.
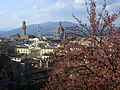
left=0, top=0, right=119, bottom=30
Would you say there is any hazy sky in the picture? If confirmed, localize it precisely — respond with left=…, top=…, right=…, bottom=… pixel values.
left=0, top=0, right=119, bottom=30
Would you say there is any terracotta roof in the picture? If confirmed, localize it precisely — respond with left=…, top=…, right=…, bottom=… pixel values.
left=10, top=54, right=25, bottom=58
left=17, top=46, right=28, bottom=48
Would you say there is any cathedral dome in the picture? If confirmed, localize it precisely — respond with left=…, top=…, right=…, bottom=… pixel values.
left=55, top=22, right=64, bottom=33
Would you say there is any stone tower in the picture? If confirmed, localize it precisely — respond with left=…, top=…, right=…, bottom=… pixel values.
left=37, top=26, right=42, bottom=38
left=22, top=21, right=26, bottom=35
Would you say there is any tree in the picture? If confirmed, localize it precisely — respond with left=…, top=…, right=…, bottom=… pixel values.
left=42, top=0, right=120, bottom=90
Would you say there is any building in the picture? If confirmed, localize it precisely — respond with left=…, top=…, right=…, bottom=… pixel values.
left=39, top=47, right=56, bottom=56
left=29, top=38, right=40, bottom=43
left=55, top=22, right=65, bottom=40
left=10, top=33, right=20, bottom=40
left=16, top=46, right=31, bottom=55
left=10, top=54, right=30, bottom=62
left=20, top=21, right=35, bottom=40
left=21, top=21, right=29, bottom=40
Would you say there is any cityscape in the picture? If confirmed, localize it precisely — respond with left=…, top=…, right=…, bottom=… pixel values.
left=0, top=0, right=120, bottom=90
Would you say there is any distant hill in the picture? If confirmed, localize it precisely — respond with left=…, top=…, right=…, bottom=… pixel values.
left=0, top=28, right=14, bottom=31
left=0, top=21, right=78, bottom=36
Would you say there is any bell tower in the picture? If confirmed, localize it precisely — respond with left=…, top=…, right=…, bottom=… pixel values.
left=22, top=21, right=26, bottom=35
